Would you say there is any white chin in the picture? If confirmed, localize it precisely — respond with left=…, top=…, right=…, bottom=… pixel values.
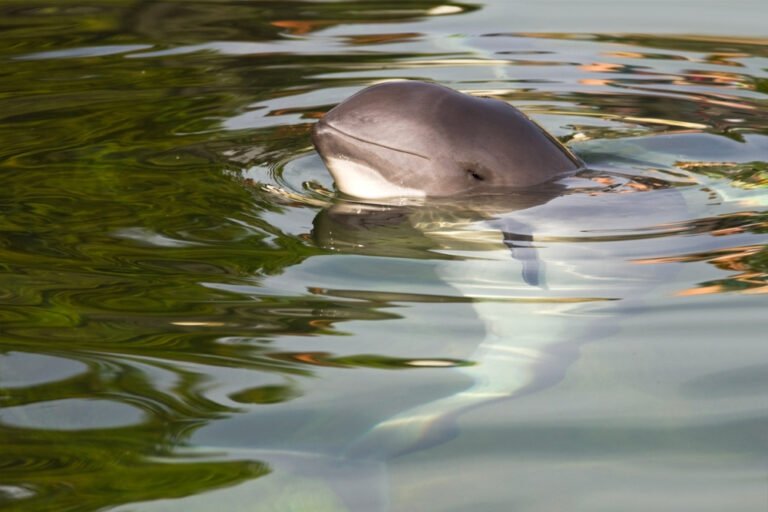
left=325, top=157, right=426, bottom=199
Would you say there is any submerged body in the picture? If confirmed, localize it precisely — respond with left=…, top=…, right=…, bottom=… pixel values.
left=312, top=81, right=582, bottom=198
left=311, top=186, right=685, bottom=460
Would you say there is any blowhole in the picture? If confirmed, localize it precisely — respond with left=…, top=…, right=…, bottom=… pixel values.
left=466, top=169, right=484, bottom=181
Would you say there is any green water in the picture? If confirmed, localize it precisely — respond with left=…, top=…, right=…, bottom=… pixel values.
left=1, top=1, right=767, bottom=511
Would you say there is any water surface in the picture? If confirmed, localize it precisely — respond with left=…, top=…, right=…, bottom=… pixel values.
left=0, top=1, right=766, bottom=511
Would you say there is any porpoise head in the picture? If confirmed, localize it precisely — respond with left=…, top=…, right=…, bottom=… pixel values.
left=312, top=81, right=582, bottom=199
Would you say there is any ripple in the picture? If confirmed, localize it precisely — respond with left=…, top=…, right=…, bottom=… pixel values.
left=228, top=384, right=301, bottom=405
left=1, top=399, right=145, bottom=431
left=0, top=484, right=36, bottom=500
left=0, top=452, right=87, bottom=473
left=16, top=44, right=153, bottom=61
left=0, top=352, right=87, bottom=389
left=268, top=351, right=471, bottom=370
left=269, top=151, right=336, bottom=205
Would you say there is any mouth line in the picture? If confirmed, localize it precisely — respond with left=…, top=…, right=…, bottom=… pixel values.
left=319, top=120, right=431, bottom=161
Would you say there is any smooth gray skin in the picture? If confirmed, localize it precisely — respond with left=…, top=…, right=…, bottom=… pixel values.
left=312, top=81, right=582, bottom=198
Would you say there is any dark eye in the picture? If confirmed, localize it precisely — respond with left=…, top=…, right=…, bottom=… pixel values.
left=466, top=169, right=484, bottom=181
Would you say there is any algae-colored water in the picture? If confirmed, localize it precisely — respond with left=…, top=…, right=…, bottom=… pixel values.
left=0, top=1, right=766, bottom=511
